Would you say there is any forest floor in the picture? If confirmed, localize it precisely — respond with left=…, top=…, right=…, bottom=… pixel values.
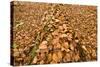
left=11, top=1, right=97, bottom=66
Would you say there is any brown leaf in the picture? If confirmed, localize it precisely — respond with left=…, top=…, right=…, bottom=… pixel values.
left=52, top=38, right=59, bottom=45
left=32, top=56, right=38, bottom=64
left=41, top=41, right=48, bottom=45
left=17, top=58, right=23, bottom=61
left=52, top=53, right=58, bottom=62
left=74, top=53, right=80, bottom=61
left=57, top=51, right=62, bottom=60
left=54, top=43, right=61, bottom=49
left=82, top=45, right=87, bottom=51
left=48, top=53, right=52, bottom=62
left=39, top=41, right=48, bottom=49
left=69, top=44, right=74, bottom=51
left=64, top=53, right=71, bottom=62
left=62, top=24, right=67, bottom=29
left=63, top=42, right=69, bottom=49
left=60, top=34, right=67, bottom=38
left=13, top=51, right=19, bottom=57
left=92, top=50, right=96, bottom=58
left=66, top=33, right=72, bottom=41
left=40, top=60, right=44, bottom=64
left=58, top=26, right=63, bottom=31
left=52, top=30, right=59, bottom=36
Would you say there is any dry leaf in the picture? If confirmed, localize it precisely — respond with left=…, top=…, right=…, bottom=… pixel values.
left=48, top=53, right=52, bottom=62
left=92, top=50, right=96, bottom=58
left=13, top=51, right=19, bottom=57
left=82, top=45, right=87, bottom=51
left=63, top=42, right=69, bottom=49
left=54, top=43, right=61, bottom=49
left=65, top=53, right=71, bottom=62
left=41, top=41, right=48, bottom=45
left=74, top=54, right=80, bottom=61
left=52, top=30, right=59, bottom=36
left=32, top=56, right=38, bottom=63
left=58, top=26, right=63, bottom=31
left=75, top=39, right=79, bottom=43
left=52, top=38, right=59, bottom=45
left=57, top=51, right=62, bottom=60
left=40, top=60, right=44, bottom=64
left=39, top=44, right=47, bottom=49
left=17, top=58, right=23, bottom=61
left=66, top=33, right=72, bottom=41
left=50, top=61, right=57, bottom=64
left=39, top=41, right=48, bottom=49
left=70, top=44, right=74, bottom=51
left=62, top=24, right=67, bottom=29
left=55, top=19, right=60, bottom=22
left=52, top=53, right=58, bottom=62
left=60, top=34, right=67, bottom=38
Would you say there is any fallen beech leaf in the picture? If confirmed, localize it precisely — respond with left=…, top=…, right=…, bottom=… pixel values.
left=66, top=49, right=70, bottom=52
left=60, top=34, right=67, bottom=38
left=70, top=44, right=74, bottom=51
left=55, top=19, right=60, bottom=22
left=75, top=39, right=79, bottom=43
left=40, top=53, right=45, bottom=59
left=39, top=41, right=48, bottom=49
left=63, top=42, right=69, bottom=49
left=58, top=26, right=63, bottom=31
left=52, top=30, right=59, bottom=36
left=74, top=53, right=80, bottom=61
left=18, top=48, right=24, bottom=53
left=63, top=24, right=67, bottom=29
left=13, top=51, right=19, bottom=57
left=48, top=53, right=52, bottom=62
left=52, top=38, right=59, bottom=45
left=48, top=45, right=53, bottom=50
left=54, top=43, right=61, bottom=49
left=41, top=41, right=48, bottom=45
left=40, top=60, right=44, bottom=64
left=82, top=45, right=87, bottom=51
left=32, top=56, right=37, bottom=63
left=61, top=46, right=65, bottom=51
left=66, top=33, right=72, bottom=41
left=39, top=44, right=47, bottom=49
left=92, top=50, right=96, bottom=58
left=17, top=58, right=23, bottom=61
left=57, top=51, right=62, bottom=60
left=52, top=53, right=58, bottom=62
left=50, top=61, right=57, bottom=64
left=65, top=53, right=71, bottom=61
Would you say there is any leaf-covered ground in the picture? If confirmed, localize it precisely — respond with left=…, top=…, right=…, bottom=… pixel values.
left=11, top=1, right=97, bottom=66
